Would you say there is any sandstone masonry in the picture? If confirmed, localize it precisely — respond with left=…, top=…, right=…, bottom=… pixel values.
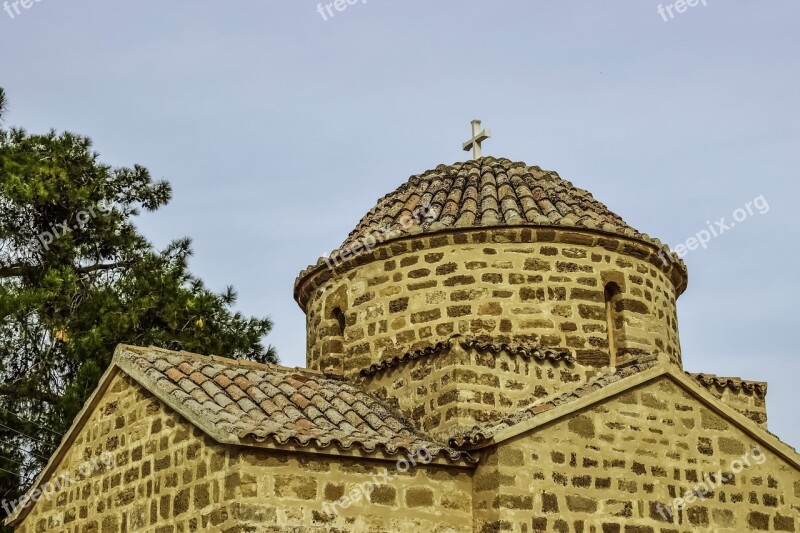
left=8, top=157, right=799, bottom=532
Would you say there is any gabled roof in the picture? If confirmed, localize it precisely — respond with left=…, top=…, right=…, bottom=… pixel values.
left=9, top=348, right=799, bottom=529
left=449, top=355, right=661, bottom=448
left=449, top=354, right=800, bottom=471
left=115, top=345, right=473, bottom=463
left=6, top=345, right=476, bottom=527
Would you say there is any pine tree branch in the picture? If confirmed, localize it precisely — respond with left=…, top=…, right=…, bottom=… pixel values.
left=0, top=261, right=133, bottom=278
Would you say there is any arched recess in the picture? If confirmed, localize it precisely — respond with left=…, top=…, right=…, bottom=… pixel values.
left=317, top=306, right=346, bottom=375
left=603, top=279, right=624, bottom=366
left=313, top=284, right=349, bottom=373
left=332, top=307, right=346, bottom=338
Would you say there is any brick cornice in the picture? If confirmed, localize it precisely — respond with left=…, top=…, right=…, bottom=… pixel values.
left=358, top=334, right=576, bottom=378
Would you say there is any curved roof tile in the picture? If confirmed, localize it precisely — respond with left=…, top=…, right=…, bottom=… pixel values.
left=295, top=158, right=686, bottom=303
left=336, top=157, right=667, bottom=254
left=116, top=345, right=474, bottom=464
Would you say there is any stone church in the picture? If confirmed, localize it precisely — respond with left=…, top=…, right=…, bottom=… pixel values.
left=6, top=149, right=800, bottom=532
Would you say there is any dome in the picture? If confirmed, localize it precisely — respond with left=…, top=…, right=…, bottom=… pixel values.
left=295, top=156, right=687, bottom=309
left=296, top=155, right=689, bottom=372
left=337, top=157, right=667, bottom=254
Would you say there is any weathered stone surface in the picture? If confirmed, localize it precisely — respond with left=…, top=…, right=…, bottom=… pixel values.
left=470, top=377, right=799, bottom=532
left=304, top=229, right=684, bottom=379
left=14, top=372, right=475, bottom=533
left=14, top=158, right=799, bottom=533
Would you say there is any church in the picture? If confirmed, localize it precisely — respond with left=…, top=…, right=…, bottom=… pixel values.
left=7, top=125, right=800, bottom=532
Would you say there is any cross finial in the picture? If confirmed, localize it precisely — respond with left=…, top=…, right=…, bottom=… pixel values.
left=462, top=119, right=491, bottom=159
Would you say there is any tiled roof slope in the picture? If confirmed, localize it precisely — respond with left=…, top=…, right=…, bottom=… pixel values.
left=690, top=372, right=768, bottom=396
left=450, top=355, right=661, bottom=449
left=338, top=157, right=672, bottom=255
left=115, top=345, right=474, bottom=463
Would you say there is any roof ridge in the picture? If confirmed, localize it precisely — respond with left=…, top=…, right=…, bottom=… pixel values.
left=116, top=344, right=333, bottom=379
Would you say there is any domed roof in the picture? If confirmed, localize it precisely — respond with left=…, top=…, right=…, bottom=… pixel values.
left=338, top=157, right=661, bottom=252
left=295, top=156, right=686, bottom=308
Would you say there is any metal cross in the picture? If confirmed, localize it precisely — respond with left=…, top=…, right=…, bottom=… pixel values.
left=462, top=119, right=491, bottom=159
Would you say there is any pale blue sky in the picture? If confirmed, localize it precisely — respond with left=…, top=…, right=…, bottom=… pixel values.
left=2, top=1, right=798, bottom=448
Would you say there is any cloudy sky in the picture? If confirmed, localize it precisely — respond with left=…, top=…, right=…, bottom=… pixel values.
left=2, top=1, right=798, bottom=448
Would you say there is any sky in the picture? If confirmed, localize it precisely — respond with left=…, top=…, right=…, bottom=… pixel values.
left=2, top=1, right=798, bottom=449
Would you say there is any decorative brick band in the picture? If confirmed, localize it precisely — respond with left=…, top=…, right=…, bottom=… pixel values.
left=359, top=335, right=575, bottom=377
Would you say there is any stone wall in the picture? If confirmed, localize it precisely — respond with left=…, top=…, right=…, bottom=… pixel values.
left=303, top=228, right=683, bottom=377
left=12, top=366, right=796, bottom=533
left=229, top=447, right=473, bottom=532
left=14, top=372, right=213, bottom=533
left=472, top=376, right=799, bottom=532
left=360, top=342, right=596, bottom=437
left=15, top=372, right=474, bottom=533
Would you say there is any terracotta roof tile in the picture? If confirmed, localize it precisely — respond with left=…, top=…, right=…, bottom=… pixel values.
left=152, top=358, right=173, bottom=372
left=200, top=380, right=225, bottom=398
left=296, top=158, right=686, bottom=303
left=164, top=367, right=186, bottom=383
left=214, top=393, right=234, bottom=408
left=189, top=387, right=212, bottom=405
left=324, top=408, right=345, bottom=426
left=178, top=379, right=198, bottom=394
left=690, top=373, right=767, bottom=396
left=115, top=345, right=474, bottom=463
left=237, top=398, right=259, bottom=413
left=223, top=386, right=245, bottom=402
left=188, top=371, right=207, bottom=385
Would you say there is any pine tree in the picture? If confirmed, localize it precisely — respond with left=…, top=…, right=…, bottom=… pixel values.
left=0, top=89, right=277, bottom=525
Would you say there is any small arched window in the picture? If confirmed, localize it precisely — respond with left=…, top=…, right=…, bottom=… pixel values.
left=604, top=282, right=622, bottom=366
left=332, top=307, right=346, bottom=337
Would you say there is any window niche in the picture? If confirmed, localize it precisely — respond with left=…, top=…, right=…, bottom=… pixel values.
left=603, top=279, right=624, bottom=366
left=332, top=307, right=346, bottom=338
left=319, top=306, right=346, bottom=375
